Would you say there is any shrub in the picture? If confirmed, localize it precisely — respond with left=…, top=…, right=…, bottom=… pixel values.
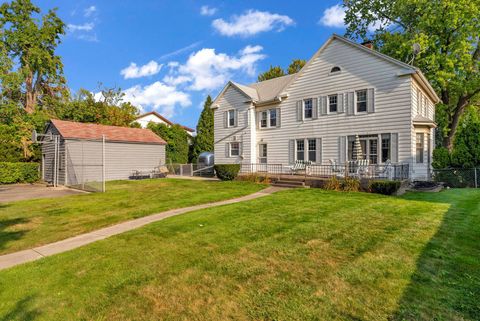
left=324, top=176, right=341, bottom=191
left=0, top=162, right=39, bottom=184
left=236, top=173, right=270, bottom=184
left=432, top=147, right=451, bottom=169
left=214, top=164, right=240, bottom=181
left=369, top=180, right=401, bottom=195
left=341, top=177, right=360, bottom=192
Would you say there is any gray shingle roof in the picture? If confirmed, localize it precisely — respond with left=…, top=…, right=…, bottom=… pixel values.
left=247, top=74, right=296, bottom=102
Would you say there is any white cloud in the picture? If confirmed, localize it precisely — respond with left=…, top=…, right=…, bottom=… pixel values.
left=120, top=61, right=163, bottom=79
left=68, top=22, right=95, bottom=32
left=319, top=4, right=346, bottom=28
left=122, top=81, right=191, bottom=117
left=165, top=45, right=266, bottom=91
left=84, top=5, right=97, bottom=17
left=212, top=10, right=294, bottom=37
left=200, top=5, right=217, bottom=16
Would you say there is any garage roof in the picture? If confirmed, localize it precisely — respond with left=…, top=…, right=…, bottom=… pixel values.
left=49, top=119, right=167, bottom=145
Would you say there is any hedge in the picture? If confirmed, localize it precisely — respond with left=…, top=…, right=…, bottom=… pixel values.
left=0, top=162, right=39, bottom=184
left=368, top=180, right=401, bottom=195
left=214, top=164, right=240, bottom=181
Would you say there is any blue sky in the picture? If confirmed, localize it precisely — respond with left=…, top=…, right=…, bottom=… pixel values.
left=35, top=0, right=348, bottom=128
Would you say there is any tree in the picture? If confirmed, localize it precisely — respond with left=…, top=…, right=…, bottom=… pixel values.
left=148, top=123, right=189, bottom=164
left=450, top=108, right=480, bottom=168
left=190, top=95, right=214, bottom=162
left=287, top=59, right=306, bottom=74
left=257, top=59, right=306, bottom=82
left=343, top=0, right=480, bottom=151
left=0, top=0, right=66, bottom=113
left=257, top=65, right=285, bottom=82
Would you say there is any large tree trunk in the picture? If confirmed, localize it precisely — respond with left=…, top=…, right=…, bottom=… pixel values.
left=24, top=70, right=36, bottom=114
left=443, top=97, right=468, bottom=151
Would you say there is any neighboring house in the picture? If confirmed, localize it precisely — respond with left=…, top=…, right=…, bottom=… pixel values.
left=41, top=119, right=166, bottom=187
left=135, top=111, right=195, bottom=136
left=212, top=34, right=440, bottom=180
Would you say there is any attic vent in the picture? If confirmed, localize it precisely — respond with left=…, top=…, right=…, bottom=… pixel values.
left=330, top=66, right=341, bottom=73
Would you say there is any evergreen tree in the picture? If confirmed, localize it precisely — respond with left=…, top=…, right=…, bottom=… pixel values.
left=190, top=95, right=214, bottom=162
left=148, top=123, right=189, bottom=164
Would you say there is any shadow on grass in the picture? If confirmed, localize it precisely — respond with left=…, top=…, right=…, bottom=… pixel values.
left=390, top=190, right=480, bottom=320
left=0, top=218, right=29, bottom=251
left=0, top=295, right=41, bottom=321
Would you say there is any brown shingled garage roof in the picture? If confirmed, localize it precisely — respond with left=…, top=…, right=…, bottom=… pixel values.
left=50, top=119, right=167, bottom=144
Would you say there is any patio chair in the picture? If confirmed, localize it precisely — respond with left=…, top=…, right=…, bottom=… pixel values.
left=287, top=160, right=308, bottom=175
left=376, top=160, right=392, bottom=179
left=356, top=159, right=370, bottom=177
left=328, top=159, right=344, bottom=177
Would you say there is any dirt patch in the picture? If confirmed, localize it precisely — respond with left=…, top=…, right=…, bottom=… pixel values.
left=0, top=184, right=85, bottom=203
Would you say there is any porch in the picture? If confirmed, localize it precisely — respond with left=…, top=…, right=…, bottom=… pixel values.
left=239, top=162, right=410, bottom=181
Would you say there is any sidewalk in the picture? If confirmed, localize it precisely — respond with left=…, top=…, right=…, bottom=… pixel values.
left=0, top=186, right=284, bottom=271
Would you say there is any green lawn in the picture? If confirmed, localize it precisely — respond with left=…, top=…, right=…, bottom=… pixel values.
left=0, top=179, right=265, bottom=255
left=0, top=188, right=478, bottom=320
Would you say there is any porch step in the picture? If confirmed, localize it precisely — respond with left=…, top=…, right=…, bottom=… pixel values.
left=272, top=180, right=308, bottom=188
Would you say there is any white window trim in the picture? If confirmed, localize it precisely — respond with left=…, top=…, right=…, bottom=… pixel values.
left=328, top=65, right=342, bottom=76
left=294, top=138, right=320, bottom=163
left=227, top=109, right=236, bottom=128
left=327, top=94, right=338, bottom=114
left=355, top=89, right=368, bottom=114
left=229, top=142, right=241, bottom=157
left=259, top=108, right=278, bottom=129
left=303, top=99, right=313, bottom=119
left=258, top=143, right=267, bottom=163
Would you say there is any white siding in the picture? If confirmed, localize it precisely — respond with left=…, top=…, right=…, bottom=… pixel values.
left=213, top=85, right=253, bottom=164
left=65, top=140, right=165, bottom=184
left=256, top=39, right=414, bottom=168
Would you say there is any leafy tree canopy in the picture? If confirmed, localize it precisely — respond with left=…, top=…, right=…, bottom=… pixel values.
left=257, top=59, right=306, bottom=82
left=344, top=0, right=480, bottom=150
left=0, top=0, right=67, bottom=113
left=148, top=123, right=189, bottom=164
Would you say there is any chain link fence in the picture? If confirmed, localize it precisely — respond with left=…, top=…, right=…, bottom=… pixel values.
left=432, top=168, right=479, bottom=188
left=65, top=140, right=105, bottom=192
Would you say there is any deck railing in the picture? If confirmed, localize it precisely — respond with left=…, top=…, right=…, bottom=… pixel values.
left=239, top=162, right=410, bottom=180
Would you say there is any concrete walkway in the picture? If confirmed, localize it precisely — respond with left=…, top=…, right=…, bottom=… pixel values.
left=0, top=186, right=283, bottom=271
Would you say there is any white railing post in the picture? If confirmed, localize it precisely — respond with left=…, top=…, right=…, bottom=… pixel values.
left=102, top=135, right=106, bottom=193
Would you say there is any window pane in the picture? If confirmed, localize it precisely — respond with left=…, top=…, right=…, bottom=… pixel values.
left=356, top=90, right=367, bottom=112
left=296, top=140, right=304, bottom=161
left=416, top=133, right=424, bottom=163
left=304, top=99, right=313, bottom=118
left=308, top=139, right=316, bottom=162
left=381, top=134, right=391, bottom=163
left=229, top=110, right=235, bottom=126
left=369, top=139, right=378, bottom=164
left=269, top=109, right=277, bottom=127
left=260, top=111, right=267, bottom=128
left=230, top=142, right=240, bottom=156
left=329, top=95, right=337, bottom=113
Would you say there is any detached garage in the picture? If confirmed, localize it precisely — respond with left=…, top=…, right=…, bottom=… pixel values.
left=41, top=119, right=166, bottom=190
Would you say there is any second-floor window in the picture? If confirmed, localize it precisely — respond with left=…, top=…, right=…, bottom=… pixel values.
left=228, top=110, right=236, bottom=127
left=269, top=109, right=277, bottom=127
left=304, top=99, right=313, bottom=119
left=356, top=90, right=367, bottom=113
left=328, top=95, right=338, bottom=113
left=260, top=111, right=268, bottom=128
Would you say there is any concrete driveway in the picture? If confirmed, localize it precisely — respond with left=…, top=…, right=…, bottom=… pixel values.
left=0, top=184, right=85, bottom=203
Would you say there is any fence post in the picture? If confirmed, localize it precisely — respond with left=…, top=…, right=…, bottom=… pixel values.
left=475, top=168, right=478, bottom=188
left=102, top=135, right=106, bottom=193
left=190, top=163, right=193, bottom=176
left=180, top=164, right=183, bottom=176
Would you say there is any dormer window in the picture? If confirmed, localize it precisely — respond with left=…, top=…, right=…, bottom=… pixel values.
left=330, top=66, right=341, bottom=73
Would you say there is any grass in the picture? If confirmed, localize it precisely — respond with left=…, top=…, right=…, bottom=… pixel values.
left=0, top=178, right=265, bottom=255
left=0, top=188, right=478, bottom=320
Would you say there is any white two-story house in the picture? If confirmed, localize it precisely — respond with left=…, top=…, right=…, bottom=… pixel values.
left=212, top=34, right=440, bottom=180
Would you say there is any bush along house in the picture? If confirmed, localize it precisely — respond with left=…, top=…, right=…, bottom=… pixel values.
left=211, top=34, right=440, bottom=180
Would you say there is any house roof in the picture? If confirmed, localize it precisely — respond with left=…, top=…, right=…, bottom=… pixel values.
left=135, top=111, right=195, bottom=132
left=212, top=34, right=440, bottom=107
left=49, top=119, right=167, bottom=145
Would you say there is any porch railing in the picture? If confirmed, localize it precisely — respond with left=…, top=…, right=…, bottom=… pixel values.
left=239, top=162, right=410, bottom=180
